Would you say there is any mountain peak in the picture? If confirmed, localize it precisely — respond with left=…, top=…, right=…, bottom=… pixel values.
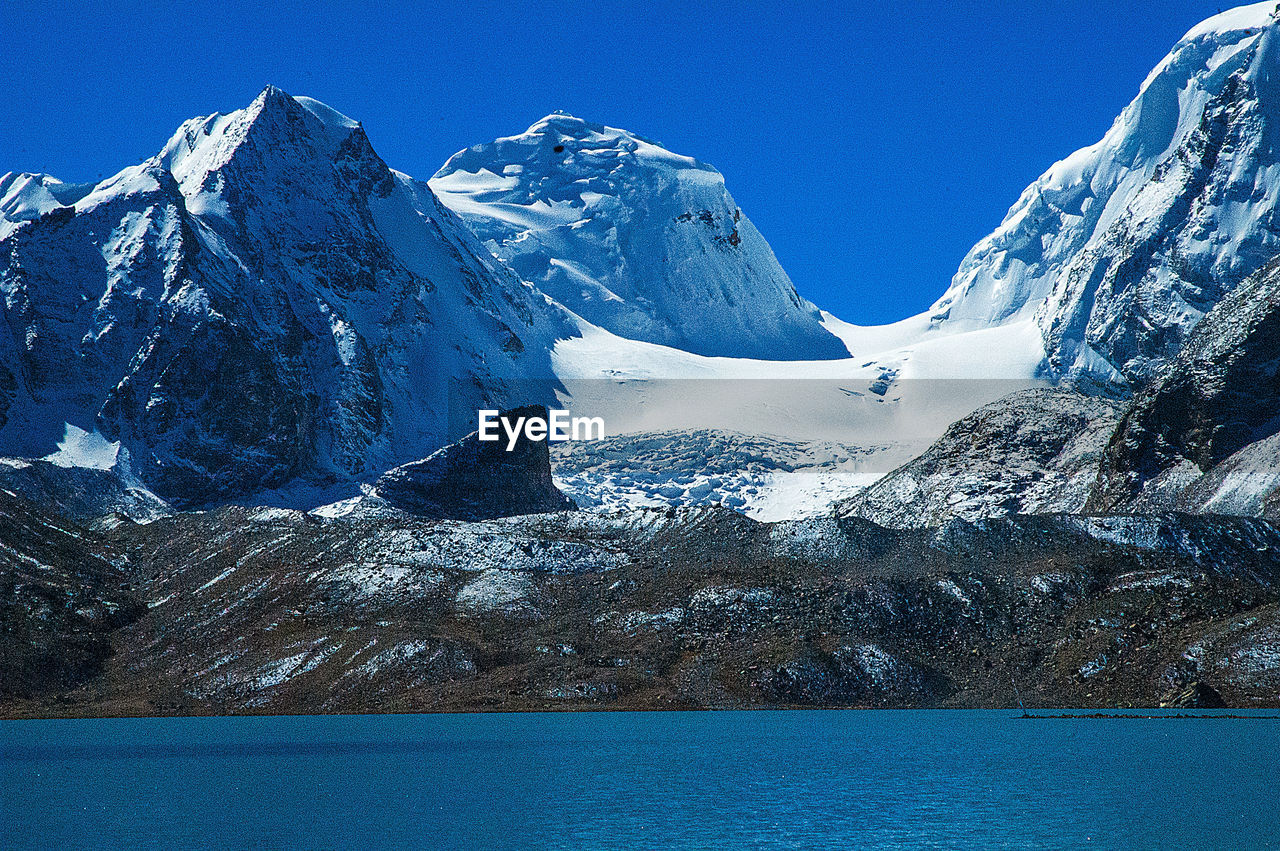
left=525, top=111, right=600, bottom=135
left=0, top=88, right=569, bottom=503
left=237, top=84, right=312, bottom=133
left=435, top=114, right=705, bottom=187
left=253, top=83, right=293, bottom=108
left=1178, top=1, right=1278, bottom=45
left=156, top=87, right=373, bottom=207
left=240, top=86, right=362, bottom=140
left=0, top=172, right=86, bottom=225
left=248, top=85, right=362, bottom=132
left=431, top=116, right=849, bottom=361
left=520, top=112, right=669, bottom=151
left=929, top=0, right=1280, bottom=387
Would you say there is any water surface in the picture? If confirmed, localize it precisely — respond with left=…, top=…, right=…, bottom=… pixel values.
left=3, top=710, right=1277, bottom=849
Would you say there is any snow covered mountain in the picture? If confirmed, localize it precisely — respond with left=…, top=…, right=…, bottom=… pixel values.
left=430, top=113, right=849, bottom=360
left=0, top=89, right=1046, bottom=513
left=0, top=172, right=95, bottom=222
left=930, top=2, right=1280, bottom=387
left=6, top=3, right=1280, bottom=518
left=0, top=87, right=572, bottom=505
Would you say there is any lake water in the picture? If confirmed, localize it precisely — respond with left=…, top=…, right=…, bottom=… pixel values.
left=3, top=710, right=1278, bottom=849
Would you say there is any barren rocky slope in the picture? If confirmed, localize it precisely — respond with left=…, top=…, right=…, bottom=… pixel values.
left=0, top=490, right=143, bottom=701
left=837, top=389, right=1125, bottom=528
left=4, top=501, right=1278, bottom=716
left=1090, top=257, right=1280, bottom=516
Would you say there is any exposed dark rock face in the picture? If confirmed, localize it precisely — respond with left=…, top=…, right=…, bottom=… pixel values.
left=1089, top=258, right=1280, bottom=513
left=4, top=505, right=1279, bottom=716
left=373, top=405, right=575, bottom=520
left=1159, top=681, right=1226, bottom=709
left=837, top=389, right=1124, bottom=528
left=0, top=490, right=143, bottom=702
left=0, top=458, right=169, bottom=524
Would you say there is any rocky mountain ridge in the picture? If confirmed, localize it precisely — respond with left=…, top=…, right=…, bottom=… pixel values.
left=7, top=8, right=1280, bottom=516
left=5, top=5, right=1280, bottom=716
left=836, top=253, right=1280, bottom=528
left=1089, top=256, right=1280, bottom=516
left=837, top=389, right=1125, bottom=528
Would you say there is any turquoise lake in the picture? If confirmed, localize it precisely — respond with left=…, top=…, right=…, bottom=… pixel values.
left=3, top=710, right=1278, bottom=849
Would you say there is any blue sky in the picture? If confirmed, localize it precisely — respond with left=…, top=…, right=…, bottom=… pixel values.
left=0, top=1, right=1230, bottom=324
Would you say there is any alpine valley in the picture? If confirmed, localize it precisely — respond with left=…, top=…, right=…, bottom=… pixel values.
left=4, top=3, right=1280, bottom=715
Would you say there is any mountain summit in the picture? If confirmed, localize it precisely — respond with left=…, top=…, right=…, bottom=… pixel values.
left=5, top=4, right=1280, bottom=512
left=430, top=113, right=849, bottom=360
left=931, top=1, right=1280, bottom=386
left=0, top=85, right=568, bottom=504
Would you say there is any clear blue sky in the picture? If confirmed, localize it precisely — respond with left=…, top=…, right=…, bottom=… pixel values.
left=0, top=1, right=1231, bottom=324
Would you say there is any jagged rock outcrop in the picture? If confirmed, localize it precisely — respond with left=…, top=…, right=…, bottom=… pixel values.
left=430, top=113, right=848, bottom=360
left=1088, top=257, right=1280, bottom=514
left=373, top=405, right=575, bottom=520
left=0, top=458, right=168, bottom=524
left=836, top=389, right=1124, bottom=528
left=1160, top=680, right=1227, bottom=708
